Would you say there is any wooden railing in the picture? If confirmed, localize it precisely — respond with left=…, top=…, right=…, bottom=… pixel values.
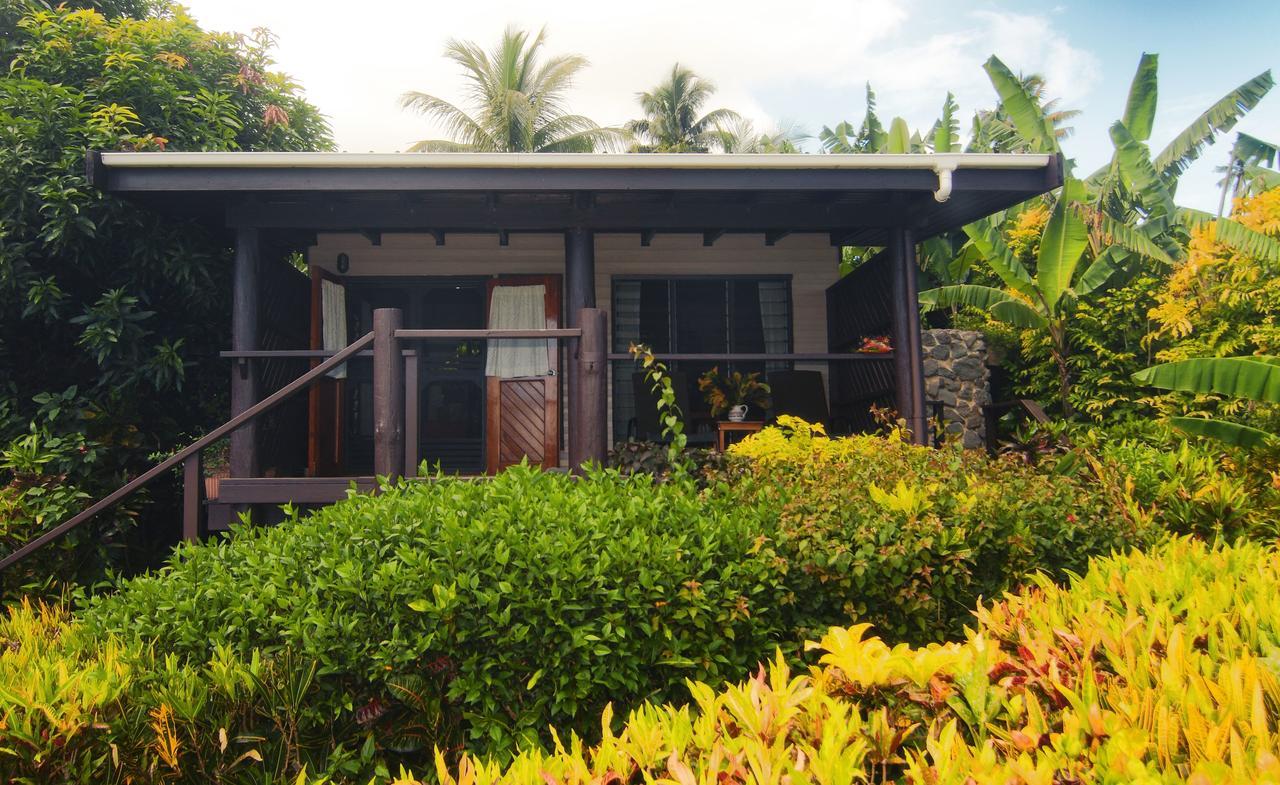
left=0, top=332, right=376, bottom=573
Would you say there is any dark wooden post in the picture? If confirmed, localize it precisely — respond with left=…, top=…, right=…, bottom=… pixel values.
left=565, top=228, right=596, bottom=322
left=565, top=227, right=596, bottom=468
left=230, top=226, right=260, bottom=477
left=373, top=308, right=405, bottom=479
left=182, top=452, right=203, bottom=542
left=889, top=226, right=928, bottom=445
left=404, top=350, right=419, bottom=478
left=570, top=308, right=608, bottom=471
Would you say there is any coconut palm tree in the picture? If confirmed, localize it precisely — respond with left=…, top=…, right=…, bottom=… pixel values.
left=714, top=118, right=808, bottom=153
left=400, top=26, right=624, bottom=153
left=626, top=64, right=740, bottom=152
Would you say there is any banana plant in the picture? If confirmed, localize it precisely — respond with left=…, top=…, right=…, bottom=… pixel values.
left=920, top=178, right=1115, bottom=416
left=1132, top=357, right=1280, bottom=447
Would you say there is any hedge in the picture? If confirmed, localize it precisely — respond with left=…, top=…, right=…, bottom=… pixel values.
left=64, top=424, right=1141, bottom=774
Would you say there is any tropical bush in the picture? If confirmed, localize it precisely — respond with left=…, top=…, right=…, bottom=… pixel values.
left=428, top=537, right=1280, bottom=785
left=81, top=467, right=794, bottom=763
left=724, top=417, right=1153, bottom=643
left=57, top=428, right=1140, bottom=772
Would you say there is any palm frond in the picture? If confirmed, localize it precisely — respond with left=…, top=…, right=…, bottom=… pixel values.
left=1133, top=356, right=1280, bottom=403
left=1109, top=121, right=1176, bottom=220
left=1153, top=70, right=1274, bottom=181
left=983, top=55, right=1057, bottom=153
left=1120, top=52, right=1159, bottom=142
left=933, top=92, right=960, bottom=153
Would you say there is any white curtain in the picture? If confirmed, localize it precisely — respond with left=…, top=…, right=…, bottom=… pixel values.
left=321, top=279, right=347, bottom=379
left=485, top=284, right=551, bottom=378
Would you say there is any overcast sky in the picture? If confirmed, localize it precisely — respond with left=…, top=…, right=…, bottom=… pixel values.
left=182, top=0, right=1278, bottom=212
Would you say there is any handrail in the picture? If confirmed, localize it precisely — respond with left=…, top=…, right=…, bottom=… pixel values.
left=395, top=328, right=581, bottom=340
left=0, top=332, right=375, bottom=573
left=604, top=352, right=894, bottom=361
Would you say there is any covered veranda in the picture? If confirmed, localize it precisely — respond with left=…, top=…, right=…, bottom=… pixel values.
left=87, top=150, right=1063, bottom=526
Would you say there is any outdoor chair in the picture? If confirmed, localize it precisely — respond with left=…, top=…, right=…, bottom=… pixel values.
left=767, top=369, right=850, bottom=434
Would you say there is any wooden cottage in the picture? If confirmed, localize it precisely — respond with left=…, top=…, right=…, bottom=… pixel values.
left=58, top=151, right=1059, bottom=540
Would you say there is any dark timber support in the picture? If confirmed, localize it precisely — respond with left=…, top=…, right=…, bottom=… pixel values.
left=230, top=226, right=260, bottom=477
left=565, top=228, right=596, bottom=321
left=404, top=350, right=419, bottom=477
left=566, top=227, right=596, bottom=471
left=182, top=453, right=203, bottom=541
left=570, top=308, right=608, bottom=471
left=889, top=226, right=928, bottom=445
left=373, top=308, right=405, bottom=479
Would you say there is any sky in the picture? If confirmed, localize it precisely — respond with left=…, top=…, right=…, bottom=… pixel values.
left=180, top=0, right=1279, bottom=212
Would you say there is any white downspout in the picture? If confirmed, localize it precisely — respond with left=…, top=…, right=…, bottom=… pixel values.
left=933, top=162, right=957, bottom=202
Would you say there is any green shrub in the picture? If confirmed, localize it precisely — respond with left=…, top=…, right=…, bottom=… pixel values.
left=78, top=426, right=1148, bottom=768
left=83, top=467, right=792, bottom=760
left=1071, top=423, right=1280, bottom=541
left=724, top=418, right=1153, bottom=643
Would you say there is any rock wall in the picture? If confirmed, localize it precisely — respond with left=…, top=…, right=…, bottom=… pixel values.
left=921, top=329, right=990, bottom=449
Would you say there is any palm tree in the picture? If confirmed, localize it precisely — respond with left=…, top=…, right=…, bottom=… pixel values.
left=400, top=26, right=624, bottom=152
left=715, top=118, right=808, bottom=153
left=626, top=64, right=740, bottom=152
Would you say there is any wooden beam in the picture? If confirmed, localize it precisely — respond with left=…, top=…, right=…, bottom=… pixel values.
left=565, top=228, right=595, bottom=325
left=765, top=230, right=791, bottom=246
left=111, top=165, right=982, bottom=193
left=570, top=308, right=608, bottom=473
left=225, top=199, right=912, bottom=232
left=230, top=226, right=260, bottom=478
left=497, top=229, right=509, bottom=246
left=182, top=453, right=203, bottom=542
left=428, top=229, right=445, bottom=246
left=889, top=226, right=927, bottom=445
left=703, top=229, right=725, bottom=246
left=373, top=308, right=405, bottom=479
left=404, top=350, right=419, bottom=478
left=639, top=229, right=656, bottom=247
left=360, top=230, right=381, bottom=246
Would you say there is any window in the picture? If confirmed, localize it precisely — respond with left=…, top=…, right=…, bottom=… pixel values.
left=612, top=276, right=791, bottom=439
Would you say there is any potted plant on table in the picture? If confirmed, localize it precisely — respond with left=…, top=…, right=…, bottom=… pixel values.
left=698, top=367, right=771, bottom=422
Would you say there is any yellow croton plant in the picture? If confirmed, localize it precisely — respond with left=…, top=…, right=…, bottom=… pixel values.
left=407, top=537, right=1280, bottom=785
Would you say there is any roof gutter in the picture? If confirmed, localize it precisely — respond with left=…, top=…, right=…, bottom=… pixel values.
left=96, top=151, right=1054, bottom=171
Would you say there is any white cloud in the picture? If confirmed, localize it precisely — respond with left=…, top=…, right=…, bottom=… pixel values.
left=179, top=0, right=1100, bottom=153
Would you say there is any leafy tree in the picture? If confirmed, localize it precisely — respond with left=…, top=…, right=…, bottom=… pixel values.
left=0, top=1, right=329, bottom=577
left=400, top=26, right=623, bottom=153
left=626, top=64, right=739, bottom=153
left=921, top=179, right=1113, bottom=416
left=928, top=54, right=1275, bottom=417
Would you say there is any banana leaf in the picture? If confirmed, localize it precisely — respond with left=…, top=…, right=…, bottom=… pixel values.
left=1133, top=356, right=1280, bottom=403
left=1169, top=416, right=1272, bottom=448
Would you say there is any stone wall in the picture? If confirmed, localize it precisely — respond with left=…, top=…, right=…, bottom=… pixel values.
left=921, top=329, right=990, bottom=448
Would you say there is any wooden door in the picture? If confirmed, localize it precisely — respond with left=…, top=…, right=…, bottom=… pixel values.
left=485, top=275, right=561, bottom=474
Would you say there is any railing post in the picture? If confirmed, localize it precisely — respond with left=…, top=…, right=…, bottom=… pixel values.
left=230, top=226, right=261, bottom=477
left=404, top=349, right=419, bottom=478
left=570, top=307, right=608, bottom=472
left=373, top=308, right=405, bottom=480
left=182, top=452, right=204, bottom=542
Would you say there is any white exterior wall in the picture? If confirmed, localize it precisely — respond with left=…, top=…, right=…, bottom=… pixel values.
left=309, top=232, right=841, bottom=442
